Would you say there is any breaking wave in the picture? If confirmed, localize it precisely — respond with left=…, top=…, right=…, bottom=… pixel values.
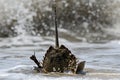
left=0, top=0, right=120, bottom=42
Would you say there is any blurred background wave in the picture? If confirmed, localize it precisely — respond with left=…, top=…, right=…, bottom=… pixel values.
left=0, top=0, right=120, bottom=42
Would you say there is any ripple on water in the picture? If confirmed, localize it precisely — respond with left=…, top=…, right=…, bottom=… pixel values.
left=0, top=65, right=120, bottom=80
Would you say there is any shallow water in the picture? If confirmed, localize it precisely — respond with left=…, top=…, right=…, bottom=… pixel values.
left=0, top=0, right=120, bottom=80
left=0, top=36, right=120, bottom=80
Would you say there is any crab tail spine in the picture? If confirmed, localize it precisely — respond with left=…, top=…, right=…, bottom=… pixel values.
left=54, top=1, right=59, bottom=48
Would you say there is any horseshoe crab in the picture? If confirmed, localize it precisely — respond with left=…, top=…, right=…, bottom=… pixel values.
left=30, top=1, right=86, bottom=74
left=30, top=45, right=85, bottom=74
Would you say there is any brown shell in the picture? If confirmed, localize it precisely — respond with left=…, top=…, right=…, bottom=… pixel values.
left=42, top=45, right=77, bottom=73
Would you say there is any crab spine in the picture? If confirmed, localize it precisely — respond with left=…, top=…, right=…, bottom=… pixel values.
left=54, top=1, right=59, bottom=48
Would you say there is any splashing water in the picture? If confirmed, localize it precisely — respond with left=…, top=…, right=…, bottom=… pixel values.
left=0, top=0, right=120, bottom=80
left=0, top=0, right=120, bottom=40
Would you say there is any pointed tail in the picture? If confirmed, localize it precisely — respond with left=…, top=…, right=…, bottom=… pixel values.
left=54, top=2, right=59, bottom=48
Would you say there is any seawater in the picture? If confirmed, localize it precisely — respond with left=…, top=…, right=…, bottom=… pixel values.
left=0, top=36, right=120, bottom=80
left=0, top=0, right=120, bottom=80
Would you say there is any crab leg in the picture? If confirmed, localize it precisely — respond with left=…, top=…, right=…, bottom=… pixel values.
left=30, top=52, right=42, bottom=68
left=76, top=61, right=86, bottom=74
